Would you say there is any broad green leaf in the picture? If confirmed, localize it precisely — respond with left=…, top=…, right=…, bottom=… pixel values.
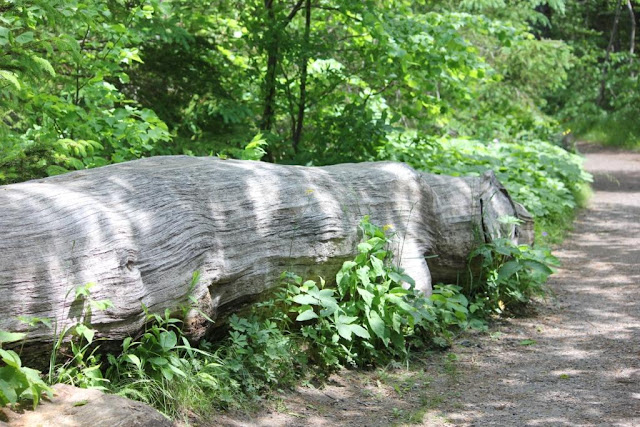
left=392, top=312, right=403, bottom=332
left=523, top=260, right=553, bottom=275
left=149, top=357, right=169, bottom=366
left=350, top=324, right=371, bottom=339
left=0, top=70, right=20, bottom=90
left=370, top=255, right=385, bottom=277
left=0, top=378, right=18, bottom=404
left=74, top=283, right=95, bottom=299
left=337, top=315, right=358, bottom=324
left=296, top=309, right=318, bottom=321
left=367, top=310, right=387, bottom=341
left=388, top=271, right=415, bottom=286
left=318, top=289, right=335, bottom=297
left=497, top=260, right=521, bottom=281
left=356, top=266, right=371, bottom=287
left=0, top=349, right=21, bottom=368
left=341, top=261, right=357, bottom=270
left=357, top=242, right=373, bottom=253
left=389, top=288, right=410, bottom=296
left=75, top=324, right=95, bottom=343
left=0, top=331, right=26, bottom=345
left=0, top=26, right=9, bottom=45
left=160, top=366, right=174, bottom=381
left=336, top=323, right=353, bottom=341
left=291, top=294, right=318, bottom=305
left=302, top=280, right=317, bottom=288
left=126, top=354, right=141, bottom=369
left=167, top=362, right=187, bottom=378
left=15, top=31, right=34, bottom=44
left=357, top=287, right=375, bottom=307
left=159, top=331, right=177, bottom=350
left=387, top=294, right=416, bottom=313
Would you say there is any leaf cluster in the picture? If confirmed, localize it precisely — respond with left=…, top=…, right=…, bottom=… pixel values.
left=281, top=216, right=471, bottom=371
left=467, top=238, right=559, bottom=315
left=0, top=331, right=52, bottom=409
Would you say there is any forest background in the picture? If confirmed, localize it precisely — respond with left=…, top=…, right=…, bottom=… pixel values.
left=1, top=0, right=637, bottom=178
left=0, top=0, right=639, bottom=420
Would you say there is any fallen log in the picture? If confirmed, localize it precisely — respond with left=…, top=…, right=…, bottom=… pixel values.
left=0, top=156, right=532, bottom=356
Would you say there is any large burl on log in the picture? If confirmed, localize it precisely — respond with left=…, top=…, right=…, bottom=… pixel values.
left=0, top=156, right=532, bottom=350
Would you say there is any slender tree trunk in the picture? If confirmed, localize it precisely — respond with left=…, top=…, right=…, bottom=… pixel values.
left=260, top=0, right=305, bottom=161
left=260, top=0, right=278, bottom=134
left=598, top=0, right=624, bottom=106
left=292, top=0, right=311, bottom=153
left=627, top=0, right=636, bottom=75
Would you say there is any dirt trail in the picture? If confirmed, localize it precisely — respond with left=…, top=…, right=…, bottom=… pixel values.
left=218, top=144, right=640, bottom=427
left=429, top=144, right=640, bottom=426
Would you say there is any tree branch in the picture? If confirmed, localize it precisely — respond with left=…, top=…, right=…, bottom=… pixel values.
left=285, top=0, right=306, bottom=23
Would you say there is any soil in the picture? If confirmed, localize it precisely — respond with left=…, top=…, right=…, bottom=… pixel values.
left=213, top=143, right=640, bottom=427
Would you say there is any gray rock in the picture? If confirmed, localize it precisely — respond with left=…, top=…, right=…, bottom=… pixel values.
left=0, top=383, right=173, bottom=426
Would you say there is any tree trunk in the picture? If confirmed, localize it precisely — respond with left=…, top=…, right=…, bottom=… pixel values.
left=260, top=0, right=279, bottom=134
left=260, top=0, right=306, bottom=159
left=627, top=0, right=636, bottom=74
left=598, top=0, right=624, bottom=106
left=0, top=157, right=532, bottom=360
left=292, top=0, right=311, bottom=153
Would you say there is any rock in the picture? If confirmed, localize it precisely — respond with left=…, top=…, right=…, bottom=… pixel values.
left=0, top=383, right=173, bottom=427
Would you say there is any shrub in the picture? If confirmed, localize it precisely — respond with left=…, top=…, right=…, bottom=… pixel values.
left=381, top=133, right=592, bottom=222
left=282, top=216, right=471, bottom=371
left=467, top=238, right=559, bottom=316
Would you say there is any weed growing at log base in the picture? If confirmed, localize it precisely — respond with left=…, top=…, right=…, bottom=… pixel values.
left=280, top=216, right=470, bottom=372
left=0, top=331, right=52, bottom=409
left=49, top=282, right=113, bottom=389
left=467, top=239, right=559, bottom=316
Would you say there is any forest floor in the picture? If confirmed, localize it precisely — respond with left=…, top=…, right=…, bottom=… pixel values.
left=213, top=143, right=640, bottom=427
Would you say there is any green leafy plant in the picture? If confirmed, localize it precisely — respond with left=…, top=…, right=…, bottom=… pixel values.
left=0, top=331, right=52, bottom=409
left=49, top=282, right=113, bottom=389
left=282, top=216, right=471, bottom=371
left=105, top=307, right=224, bottom=417
left=105, top=303, right=297, bottom=418
left=467, top=238, right=559, bottom=315
left=107, top=307, right=195, bottom=383
left=220, top=313, right=298, bottom=394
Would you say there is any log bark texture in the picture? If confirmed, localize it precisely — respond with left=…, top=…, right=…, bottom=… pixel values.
left=423, top=171, right=534, bottom=284
left=0, top=156, right=532, bottom=353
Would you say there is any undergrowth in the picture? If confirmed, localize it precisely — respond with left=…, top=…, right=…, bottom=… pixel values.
left=381, top=134, right=593, bottom=240
left=1, top=217, right=559, bottom=422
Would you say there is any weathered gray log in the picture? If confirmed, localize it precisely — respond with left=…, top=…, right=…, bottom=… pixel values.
left=0, top=156, right=532, bottom=355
